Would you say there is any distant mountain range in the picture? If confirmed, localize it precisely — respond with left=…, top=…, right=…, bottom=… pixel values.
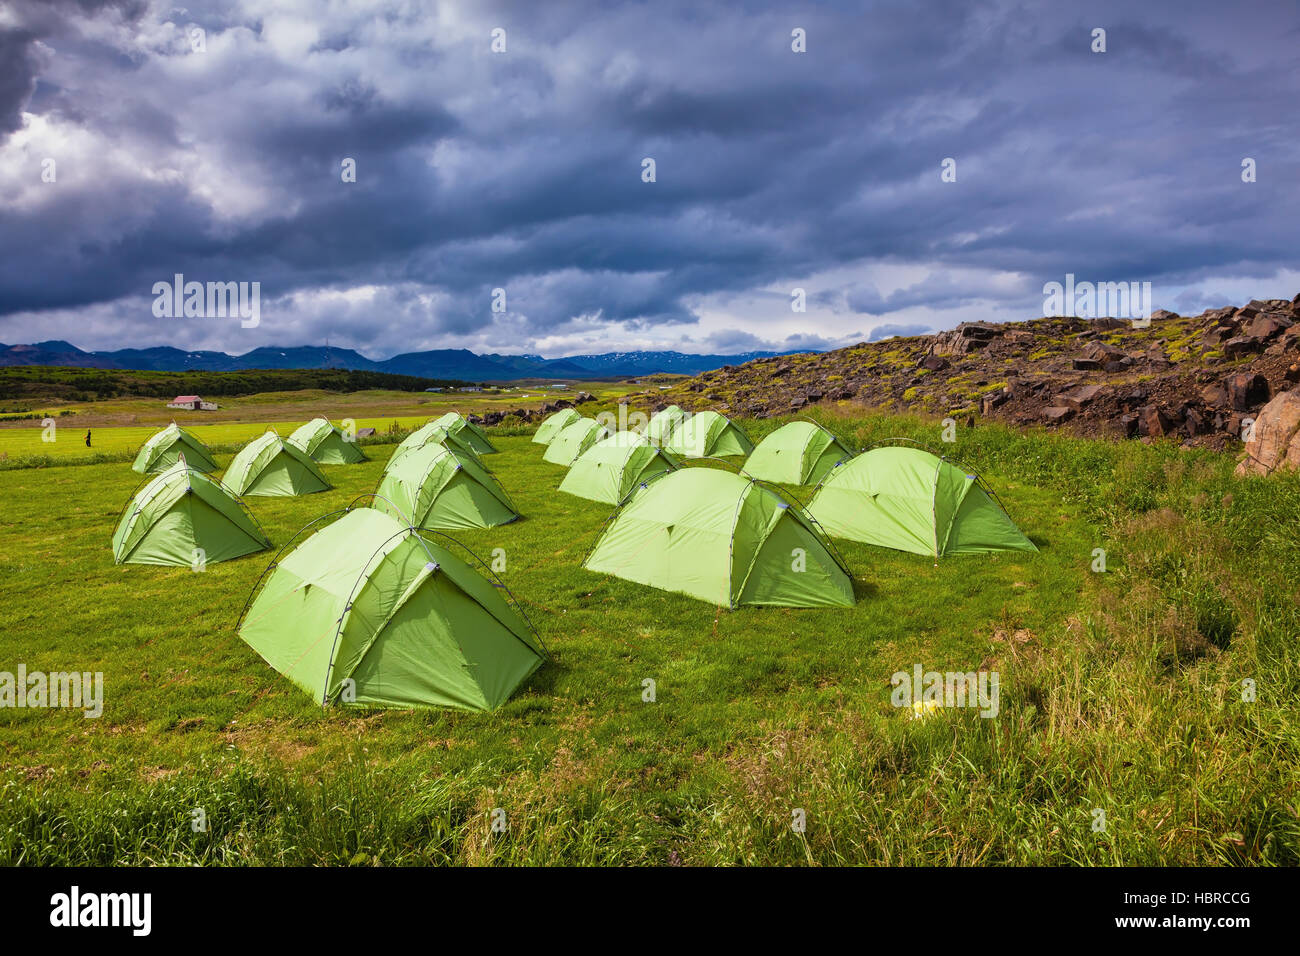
left=0, top=341, right=810, bottom=381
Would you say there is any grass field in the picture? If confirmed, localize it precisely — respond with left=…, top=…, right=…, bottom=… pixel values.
left=1, top=404, right=1298, bottom=865
left=0, top=382, right=639, bottom=466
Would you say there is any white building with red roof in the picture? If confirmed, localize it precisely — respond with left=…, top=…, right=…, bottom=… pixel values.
left=166, top=394, right=218, bottom=410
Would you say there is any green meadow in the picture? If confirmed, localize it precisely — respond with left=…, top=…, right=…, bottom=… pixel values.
left=0, top=415, right=425, bottom=464
left=0, top=382, right=640, bottom=467
left=1, top=408, right=1297, bottom=865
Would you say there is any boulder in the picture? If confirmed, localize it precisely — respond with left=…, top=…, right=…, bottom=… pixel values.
left=1010, top=378, right=1050, bottom=398
left=1223, top=335, right=1263, bottom=358
left=1199, top=383, right=1229, bottom=407
left=1056, top=384, right=1105, bottom=410
left=1075, top=340, right=1130, bottom=371
left=1235, top=390, right=1300, bottom=476
left=1179, top=404, right=1208, bottom=436
left=1245, top=312, right=1293, bottom=340
left=919, top=354, right=950, bottom=372
left=1084, top=341, right=1126, bottom=361
left=980, top=390, right=1010, bottom=414
left=1225, top=371, right=1271, bottom=411
left=1203, top=311, right=1242, bottom=341
left=931, top=322, right=1003, bottom=356
left=1041, top=406, right=1075, bottom=423
left=1136, top=405, right=1172, bottom=438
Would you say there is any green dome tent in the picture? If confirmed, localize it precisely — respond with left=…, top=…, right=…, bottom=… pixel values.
left=131, top=423, right=219, bottom=475
left=543, top=417, right=611, bottom=466
left=807, top=445, right=1038, bottom=557
left=532, top=408, right=583, bottom=444
left=744, top=421, right=854, bottom=486
left=224, top=431, right=332, bottom=497
left=237, top=507, right=545, bottom=711
left=287, top=417, right=367, bottom=464
left=584, top=467, right=855, bottom=608
left=664, top=410, right=754, bottom=458
left=390, top=422, right=484, bottom=470
left=559, top=431, right=679, bottom=505
left=112, top=459, right=270, bottom=566
left=431, top=412, right=497, bottom=455
left=373, top=443, right=519, bottom=530
left=644, top=405, right=686, bottom=445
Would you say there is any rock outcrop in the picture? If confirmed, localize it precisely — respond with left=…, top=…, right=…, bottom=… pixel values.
left=1235, top=390, right=1300, bottom=476
left=468, top=391, right=595, bottom=427
left=625, top=294, right=1300, bottom=457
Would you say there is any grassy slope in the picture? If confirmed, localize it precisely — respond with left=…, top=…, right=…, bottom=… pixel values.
left=1, top=410, right=1297, bottom=865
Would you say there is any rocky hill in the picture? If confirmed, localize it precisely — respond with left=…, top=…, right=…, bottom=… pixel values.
left=623, top=295, right=1300, bottom=452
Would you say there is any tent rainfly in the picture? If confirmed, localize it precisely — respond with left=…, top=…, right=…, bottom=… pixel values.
left=224, top=431, right=332, bottom=497
left=131, top=423, right=219, bottom=475
left=430, top=412, right=497, bottom=455
left=644, top=405, right=687, bottom=445
left=287, top=417, right=367, bottom=464
left=238, top=508, right=545, bottom=711
left=542, top=417, right=611, bottom=466
left=390, top=421, right=484, bottom=470
left=807, top=445, right=1038, bottom=557
left=374, top=443, right=519, bottom=530
left=584, top=467, right=855, bottom=608
left=532, top=408, right=583, bottom=444
left=558, top=431, right=679, bottom=505
left=112, top=459, right=270, bottom=566
left=743, top=421, right=855, bottom=486
left=664, top=410, right=754, bottom=458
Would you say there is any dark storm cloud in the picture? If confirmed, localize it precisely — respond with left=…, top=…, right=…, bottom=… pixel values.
left=0, top=0, right=1297, bottom=356
left=0, top=0, right=151, bottom=129
left=0, top=25, right=41, bottom=134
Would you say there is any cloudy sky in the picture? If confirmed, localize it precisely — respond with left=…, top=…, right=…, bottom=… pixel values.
left=1, top=0, right=1297, bottom=360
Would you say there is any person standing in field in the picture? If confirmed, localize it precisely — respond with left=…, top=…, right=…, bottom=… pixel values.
left=85, top=429, right=91, bottom=447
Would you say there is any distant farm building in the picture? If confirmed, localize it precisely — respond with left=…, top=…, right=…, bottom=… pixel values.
left=424, top=387, right=443, bottom=393
left=458, top=386, right=483, bottom=392
left=167, top=394, right=218, bottom=411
